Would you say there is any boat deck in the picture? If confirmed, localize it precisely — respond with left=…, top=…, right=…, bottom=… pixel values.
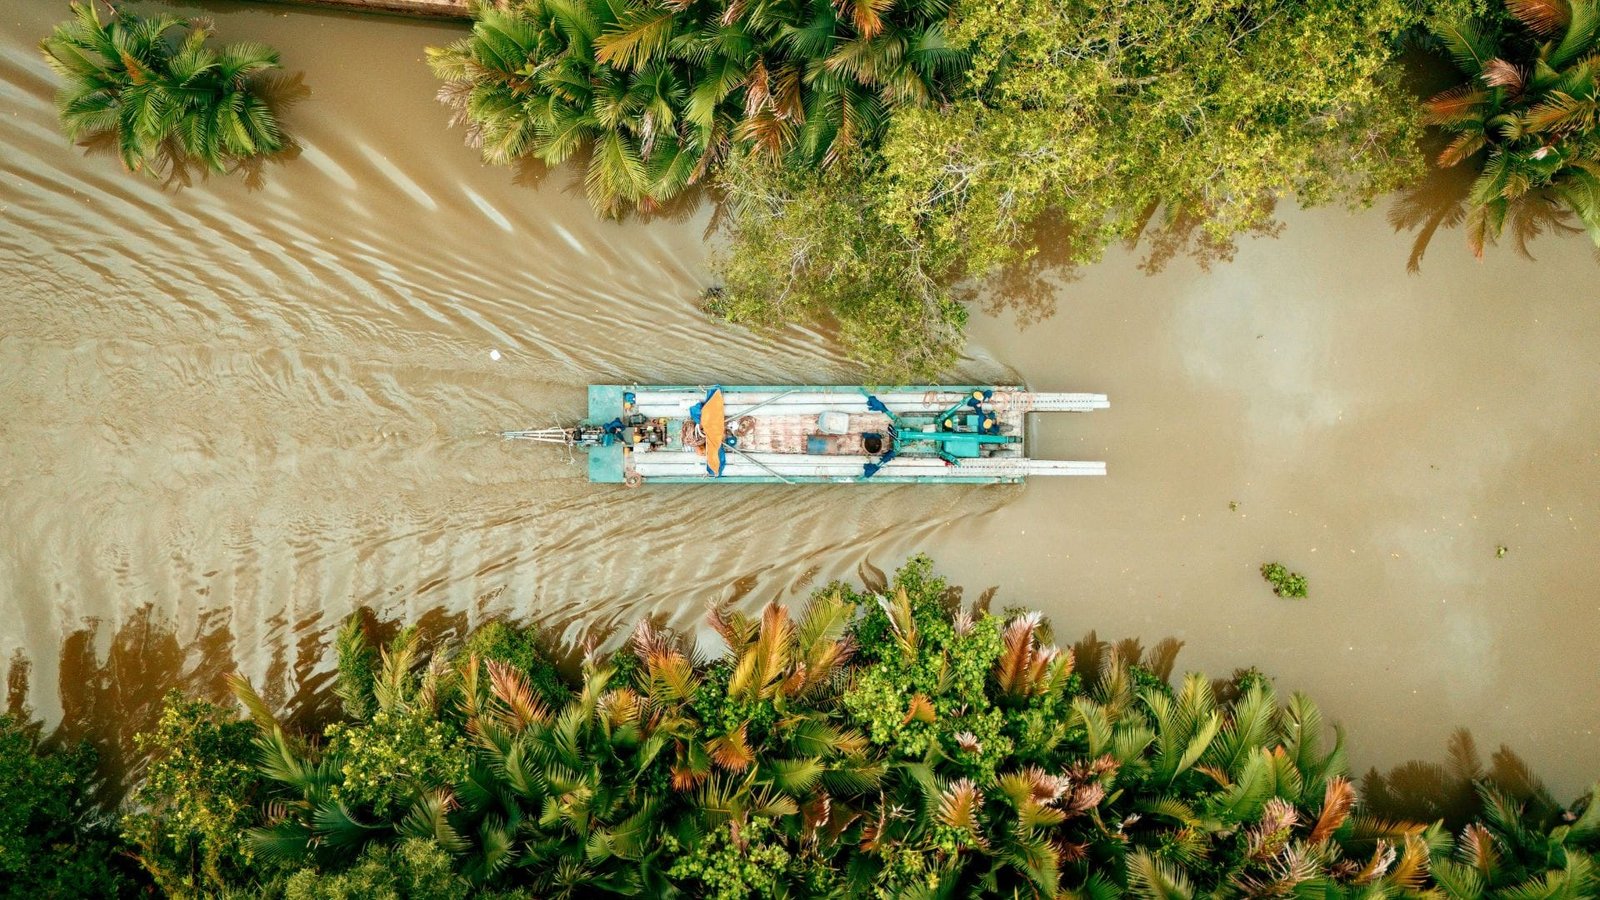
left=583, top=385, right=1106, bottom=485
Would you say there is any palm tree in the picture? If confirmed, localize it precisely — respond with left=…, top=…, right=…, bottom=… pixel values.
left=428, top=0, right=966, bottom=216
left=1429, top=780, right=1600, bottom=898
left=39, top=2, right=288, bottom=181
left=429, top=0, right=721, bottom=216
left=1060, top=652, right=1444, bottom=899
left=1425, top=0, right=1600, bottom=255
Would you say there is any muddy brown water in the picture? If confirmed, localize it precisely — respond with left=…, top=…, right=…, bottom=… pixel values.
left=3, top=0, right=1597, bottom=799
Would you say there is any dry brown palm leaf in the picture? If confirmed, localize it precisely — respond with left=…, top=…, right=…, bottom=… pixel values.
left=744, top=58, right=771, bottom=119
left=486, top=658, right=550, bottom=730
left=709, top=723, right=755, bottom=771
left=836, top=0, right=893, bottom=38
left=802, top=793, right=832, bottom=843
left=1389, top=835, right=1432, bottom=891
left=1246, top=798, right=1301, bottom=862
left=902, top=693, right=937, bottom=725
left=1438, top=131, right=1488, bottom=168
left=1506, top=0, right=1572, bottom=36
left=1424, top=84, right=1488, bottom=125
left=706, top=601, right=750, bottom=649
left=1236, top=845, right=1317, bottom=896
left=995, top=612, right=1044, bottom=696
left=1466, top=202, right=1493, bottom=258
left=936, top=778, right=990, bottom=848
left=644, top=646, right=699, bottom=703
left=860, top=796, right=888, bottom=850
left=1308, top=776, right=1356, bottom=845
left=1352, top=840, right=1397, bottom=884
left=799, top=636, right=855, bottom=692
left=1068, top=781, right=1106, bottom=814
left=718, top=0, right=747, bottom=26
left=598, top=687, right=644, bottom=730
left=1482, top=58, right=1527, bottom=93
left=631, top=619, right=673, bottom=660
left=671, top=761, right=708, bottom=791
left=772, top=64, right=806, bottom=123
left=1458, top=821, right=1501, bottom=874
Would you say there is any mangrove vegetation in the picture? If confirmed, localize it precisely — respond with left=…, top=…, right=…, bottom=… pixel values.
left=1424, top=0, right=1600, bottom=256
left=5, top=558, right=1598, bottom=898
left=38, top=0, right=1600, bottom=375
left=424, top=0, right=1600, bottom=377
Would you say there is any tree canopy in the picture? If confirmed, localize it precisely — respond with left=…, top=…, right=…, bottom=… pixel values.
left=710, top=0, right=1428, bottom=377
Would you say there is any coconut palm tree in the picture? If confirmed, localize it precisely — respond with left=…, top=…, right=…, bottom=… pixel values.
left=39, top=2, right=288, bottom=181
left=1425, top=0, right=1600, bottom=255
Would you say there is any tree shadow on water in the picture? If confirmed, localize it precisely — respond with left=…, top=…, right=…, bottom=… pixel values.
left=1360, top=727, right=1554, bottom=831
left=1, top=606, right=239, bottom=803
left=1388, top=120, right=1585, bottom=271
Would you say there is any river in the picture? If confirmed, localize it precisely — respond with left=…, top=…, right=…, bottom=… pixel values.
left=2, top=0, right=1597, bottom=800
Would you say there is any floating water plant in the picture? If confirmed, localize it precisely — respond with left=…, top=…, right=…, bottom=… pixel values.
left=1261, top=561, right=1308, bottom=598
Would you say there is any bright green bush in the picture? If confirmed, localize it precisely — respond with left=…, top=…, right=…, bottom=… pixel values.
left=122, top=693, right=265, bottom=898
left=279, top=839, right=477, bottom=900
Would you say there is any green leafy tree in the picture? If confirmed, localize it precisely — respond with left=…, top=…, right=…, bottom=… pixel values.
left=711, top=0, right=1425, bottom=377
left=39, top=1, right=290, bottom=180
left=1424, top=0, right=1600, bottom=255
left=122, top=693, right=266, bottom=898
left=0, top=713, right=136, bottom=898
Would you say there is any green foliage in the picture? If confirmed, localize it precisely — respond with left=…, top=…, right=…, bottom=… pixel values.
left=428, top=0, right=959, bottom=215
left=1260, top=561, right=1310, bottom=598
left=122, top=692, right=265, bottom=898
left=663, top=818, right=795, bottom=899
left=1424, top=0, right=1600, bottom=254
left=461, top=620, right=569, bottom=708
left=279, top=839, right=477, bottom=900
left=711, top=0, right=1426, bottom=377
left=0, top=713, right=134, bottom=898
left=707, top=152, right=968, bottom=380
left=842, top=560, right=1013, bottom=779
left=30, top=563, right=1583, bottom=898
left=324, top=707, right=469, bottom=817
left=38, top=1, right=290, bottom=180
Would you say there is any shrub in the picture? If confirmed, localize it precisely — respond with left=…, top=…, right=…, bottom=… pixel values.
left=81, top=558, right=1597, bottom=898
left=0, top=713, right=135, bottom=898
left=122, top=693, right=265, bottom=897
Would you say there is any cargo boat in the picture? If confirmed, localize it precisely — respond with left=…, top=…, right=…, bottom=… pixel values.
left=503, top=385, right=1108, bottom=485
